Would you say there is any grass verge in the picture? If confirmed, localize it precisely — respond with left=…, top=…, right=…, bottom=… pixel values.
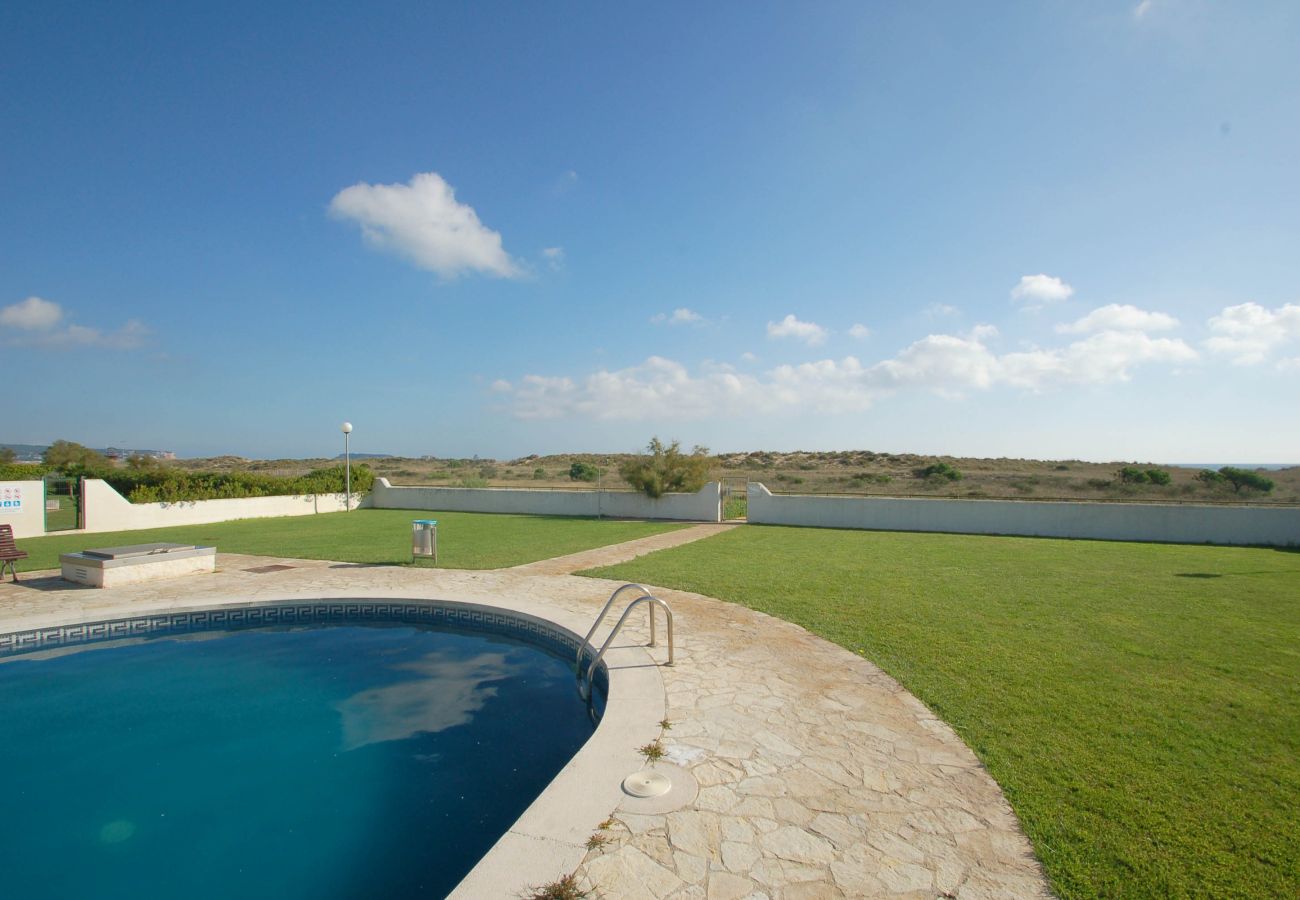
left=581, top=525, right=1299, bottom=898
left=10, top=509, right=687, bottom=572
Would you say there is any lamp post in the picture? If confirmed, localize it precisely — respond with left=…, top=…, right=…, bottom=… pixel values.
left=341, top=422, right=353, bottom=511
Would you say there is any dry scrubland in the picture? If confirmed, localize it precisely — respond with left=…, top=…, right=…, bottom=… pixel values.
left=169, top=451, right=1300, bottom=505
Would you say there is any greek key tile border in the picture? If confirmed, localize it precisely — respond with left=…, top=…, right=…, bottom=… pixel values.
left=0, top=600, right=596, bottom=685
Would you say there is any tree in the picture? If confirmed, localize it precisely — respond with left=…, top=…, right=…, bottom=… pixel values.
left=1218, top=466, right=1274, bottom=494
left=126, top=453, right=161, bottom=471
left=620, top=438, right=712, bottom=499
left=0, top=447, right=15, bottom=464
left=42, top=440, right=107, bottom=471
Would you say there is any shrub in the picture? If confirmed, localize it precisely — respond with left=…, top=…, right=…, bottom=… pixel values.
left=569, top=462, right=600, bottom=482
left=1116, top=466, right=1170, bottom=485
left=533, top=467, right=547, bottom=479
left=619, top=438, right=711, bottom=499
left=1218, top=466, right=1275, bottom=494
left=850, top=472, right=892, bottom=485
left=916, top=462, right=962, bottom=481
left=1196, top=469, right=1226, bottom=486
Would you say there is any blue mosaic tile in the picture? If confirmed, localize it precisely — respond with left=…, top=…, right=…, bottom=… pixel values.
left=0, top=599, right=607, bottom=694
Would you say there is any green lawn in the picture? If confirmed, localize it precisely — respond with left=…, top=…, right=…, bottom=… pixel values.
left=581, top=526, right=1300, bottom=899
left=11, top=509, right=686, bottom=572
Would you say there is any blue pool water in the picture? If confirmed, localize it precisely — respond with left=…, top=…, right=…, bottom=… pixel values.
left=0, top=612, right=599, bottom=899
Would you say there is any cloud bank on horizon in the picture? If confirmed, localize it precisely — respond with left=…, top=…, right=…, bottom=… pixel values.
left=490, top=276, right=1299, bottom=423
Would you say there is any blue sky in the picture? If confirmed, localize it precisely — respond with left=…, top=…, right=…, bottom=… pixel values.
left=3, top=1, right=1298, bottom=461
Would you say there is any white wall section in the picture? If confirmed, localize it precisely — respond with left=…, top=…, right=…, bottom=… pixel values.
left=747, top=483, right=1299, bottom=547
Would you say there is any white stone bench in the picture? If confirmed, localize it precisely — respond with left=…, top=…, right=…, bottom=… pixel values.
left=60, top=543, right=216, bottom=588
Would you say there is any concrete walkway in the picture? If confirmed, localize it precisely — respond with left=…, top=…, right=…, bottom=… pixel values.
left=0, top=538, right=1050, bottom=899
left=509, top=522, right=739, bottom=575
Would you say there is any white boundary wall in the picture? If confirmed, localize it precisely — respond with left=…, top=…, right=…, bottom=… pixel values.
left=372, top=478, right=721, bottom=522
left=748, top=483, right=1300, bottom=547
left=0, top=481, right=48, bottom=539
left=78, top=479, right=363, bottom=535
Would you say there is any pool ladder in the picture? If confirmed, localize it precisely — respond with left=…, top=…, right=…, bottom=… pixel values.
left=575, top=583, right=675, bottom=700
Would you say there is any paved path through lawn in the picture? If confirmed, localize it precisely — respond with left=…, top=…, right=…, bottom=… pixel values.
left=510, top=522, right=739, bottom=575
left=0, top=542, right=1049, bottom=899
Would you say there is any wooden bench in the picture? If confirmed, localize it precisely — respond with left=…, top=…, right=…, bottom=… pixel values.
left=1, top=524, right=28, bottom=582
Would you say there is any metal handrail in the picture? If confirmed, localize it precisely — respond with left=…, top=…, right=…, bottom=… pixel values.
left=581, top=595, right=674, bottom=696
left=576, top=583, right=654, bottom=669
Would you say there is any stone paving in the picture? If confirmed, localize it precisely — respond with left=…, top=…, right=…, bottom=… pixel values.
left=0, top=530, right=1051, bottom=899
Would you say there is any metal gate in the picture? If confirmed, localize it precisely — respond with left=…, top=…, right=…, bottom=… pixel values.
left=43, top=474, right=83, bottom=532
left=720, top=477, right=748, bottom=521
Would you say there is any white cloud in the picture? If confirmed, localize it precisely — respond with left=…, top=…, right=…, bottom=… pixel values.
left=1, top=297, right=148, bottom=350
left=329, top=172, right=522, bottom=278
left=552, top=170, right=579, bottom=196
left=488, top=379, right=513, bottom=393
left=1134, top=0, right=1154, bottom=19
left=1056, top=304, right=1179, bottom=334
left=925, top=303, right=960, bottom=319
left=1204, top=302, right=1300, bottom=365
left=1011, top=274, right=1074, bottom=309
left=497, top=324, right=1196, bottom=420
left=541, top=247, right=565, bottom=270
left=848, top=323, right=871, bottom=339
left=507, top=357, right=772, bottom=421
left=651, top=307, right=704, bottom=326
left=0, top=296, right=63, bottom=330
left=740, top=351, right=758, bottom=362
left=767, top=314, right=828, bottom=346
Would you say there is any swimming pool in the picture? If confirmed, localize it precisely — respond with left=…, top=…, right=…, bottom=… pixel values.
left=0, top=601, right=606, bottom=899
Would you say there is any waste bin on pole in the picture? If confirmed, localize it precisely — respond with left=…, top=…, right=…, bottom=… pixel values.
left=411, top=519, right=438, bottom=563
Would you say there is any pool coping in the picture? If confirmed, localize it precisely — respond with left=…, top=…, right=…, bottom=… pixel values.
left=0, top=585, right=667, bottom=898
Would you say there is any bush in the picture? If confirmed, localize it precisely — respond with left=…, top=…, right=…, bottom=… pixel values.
left=850, top=472, right=892, bottom=485
left=1218, top=466, right=1275, bottom=494
left=1145, top=468, right=1172, bottom=486
left=620, top=438, right=712, bottom=499
left=1196, top=469, right=1227, bottom=486
left=916, top=462, right=962, bottom=482
left=533, top=467, right=547, bottom=480
left=569, top=462, right=600, bottom=482
left=1116, top=466, right=1150, bottom=484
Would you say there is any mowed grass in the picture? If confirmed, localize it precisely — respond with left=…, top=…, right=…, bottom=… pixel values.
left=10, top=509, right=686, bottom=573
left=582, top=526, right=1300, bottom=898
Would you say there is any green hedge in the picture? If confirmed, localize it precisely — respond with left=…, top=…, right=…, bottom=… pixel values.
left=105, top=464, right=374, bottom=503
left=0, top=463, right=54, bottom=481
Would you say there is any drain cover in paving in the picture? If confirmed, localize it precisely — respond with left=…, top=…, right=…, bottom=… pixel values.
left=243, top=564, right=296, bottom=574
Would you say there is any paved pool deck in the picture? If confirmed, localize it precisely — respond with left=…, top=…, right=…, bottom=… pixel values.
left=0, top=527, right=1051, bottom=899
